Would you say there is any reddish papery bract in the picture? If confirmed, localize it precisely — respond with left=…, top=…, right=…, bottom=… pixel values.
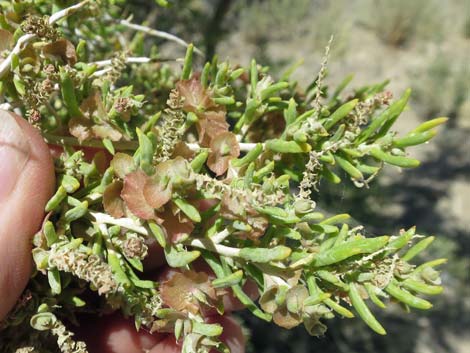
left=207, top=132, right=240, bottom=176
left=176, top=77, right=216, bottom=113
left=103, top=180, right=125, bottom=218
left=121, top=170, right=156, bottom=220
left=161, top=271, right=217, bottom=315
left=197, top=110, right=230, bottom=147
left=110, top=152, right=135, bottom=179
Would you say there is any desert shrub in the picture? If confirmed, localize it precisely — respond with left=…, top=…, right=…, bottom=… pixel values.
left=0, top=1, right=449, bottom=352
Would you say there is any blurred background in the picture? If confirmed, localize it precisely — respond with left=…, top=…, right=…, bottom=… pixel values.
left=127, top=1, right=469, bottom=352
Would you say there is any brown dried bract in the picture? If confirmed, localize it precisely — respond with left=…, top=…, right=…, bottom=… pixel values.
left=42, top=38, right=77, bottom=66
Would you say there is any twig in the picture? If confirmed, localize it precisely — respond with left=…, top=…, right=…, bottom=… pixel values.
left=185, top=238, right=241, bottom=257
left=90, top=56, right=181, bottom=77
left=48, top=0, right=90, bottom=24
left=91, top=56, right=153, bottom=67
left=0, top=34, right=36, bottom=79
left=42, top=133, right=138, bottom=150
left=312, top=35, right=334, bottom=110
left=91, top=212, right=149, bottom=235
left=119, top=19, right=204, bottom=57
left=43, top=133, right=261, bottom=153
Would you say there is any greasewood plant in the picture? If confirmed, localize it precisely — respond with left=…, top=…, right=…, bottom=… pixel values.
left=0, top=1, right=447, bottom=352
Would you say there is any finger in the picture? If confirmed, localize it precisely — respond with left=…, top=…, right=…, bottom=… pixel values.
left=0, top=111, right=55, bottom=320
left=76, top=312, right=245, bottom=353
left=75, top=313, right=164, bottom=353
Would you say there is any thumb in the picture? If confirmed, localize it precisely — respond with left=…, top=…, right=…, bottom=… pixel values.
left=0, top=111, right=55, bottom=320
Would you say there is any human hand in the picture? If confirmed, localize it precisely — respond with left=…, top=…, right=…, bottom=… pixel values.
left=0, top=111, right=246, bottom=353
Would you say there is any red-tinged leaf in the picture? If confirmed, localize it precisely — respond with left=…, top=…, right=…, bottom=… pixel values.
left=121, top=170, right=156, bottom=220
left=153, top=157, right=194, bottom=187
left=176, top=77, right=216, bottom=113
left=143, top=177, right=172, bottom=209
left=161, top=270, right=216, bottom=314
left=207, top=132, right=240, bottom=176
left=196, top=110, right=229, bottom=147
left=103, top=180, right=125, bottom=218
left=110, top=152, right=135, bottom=179
left=42, top=38, right=77, bottom=65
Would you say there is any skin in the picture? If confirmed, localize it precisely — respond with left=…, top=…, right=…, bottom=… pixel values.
left=0, top=113, right=247, bottom=353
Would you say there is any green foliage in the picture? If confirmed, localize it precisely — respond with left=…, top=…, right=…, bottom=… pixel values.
left=0, top=1, right=448, bottom=353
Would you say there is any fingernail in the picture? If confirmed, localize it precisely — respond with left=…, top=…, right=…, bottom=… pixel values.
left=0, top=110, right=30, bottom=200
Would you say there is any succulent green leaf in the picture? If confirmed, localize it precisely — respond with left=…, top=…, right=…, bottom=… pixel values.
left=314, top=236, right=390, bottom=267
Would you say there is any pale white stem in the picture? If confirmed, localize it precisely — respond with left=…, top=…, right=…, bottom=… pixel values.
left=209, top=229, right=230, bottom=244
left=91, top=211, right=240, bottom=257
left=91, top=67, right=113, bottom=77
left=0, top=0, right=90, bottom=79
left=48, top=0, right=90, bottom=24
left=92, top=56, right=152, bottom=67
left=186, top=238, right=241, bottom=258
left=119, top=19, right=204, bottom=57
left=265, top=273, right=290, bottom=288
left=91, top=211, right=149, bottom=236
left=0, top=34, right=36, bottom=79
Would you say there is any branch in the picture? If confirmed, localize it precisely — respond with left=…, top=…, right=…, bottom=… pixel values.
left=185, top=238, right=241, bottom=257
left=91, top=56, right=153, bottom=67
left=90, top=56, right=181, bottom=77
left=119, top=19, right=204, bottom=57
left=90, top=212, right=149, bottom=235
left=0, top=34, right=36, bottom=79
left=43, top=133, right=261, bottom=153
left=42, top=133, right=138, bottom=151
left=48, top=0, right=91, bottom=24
